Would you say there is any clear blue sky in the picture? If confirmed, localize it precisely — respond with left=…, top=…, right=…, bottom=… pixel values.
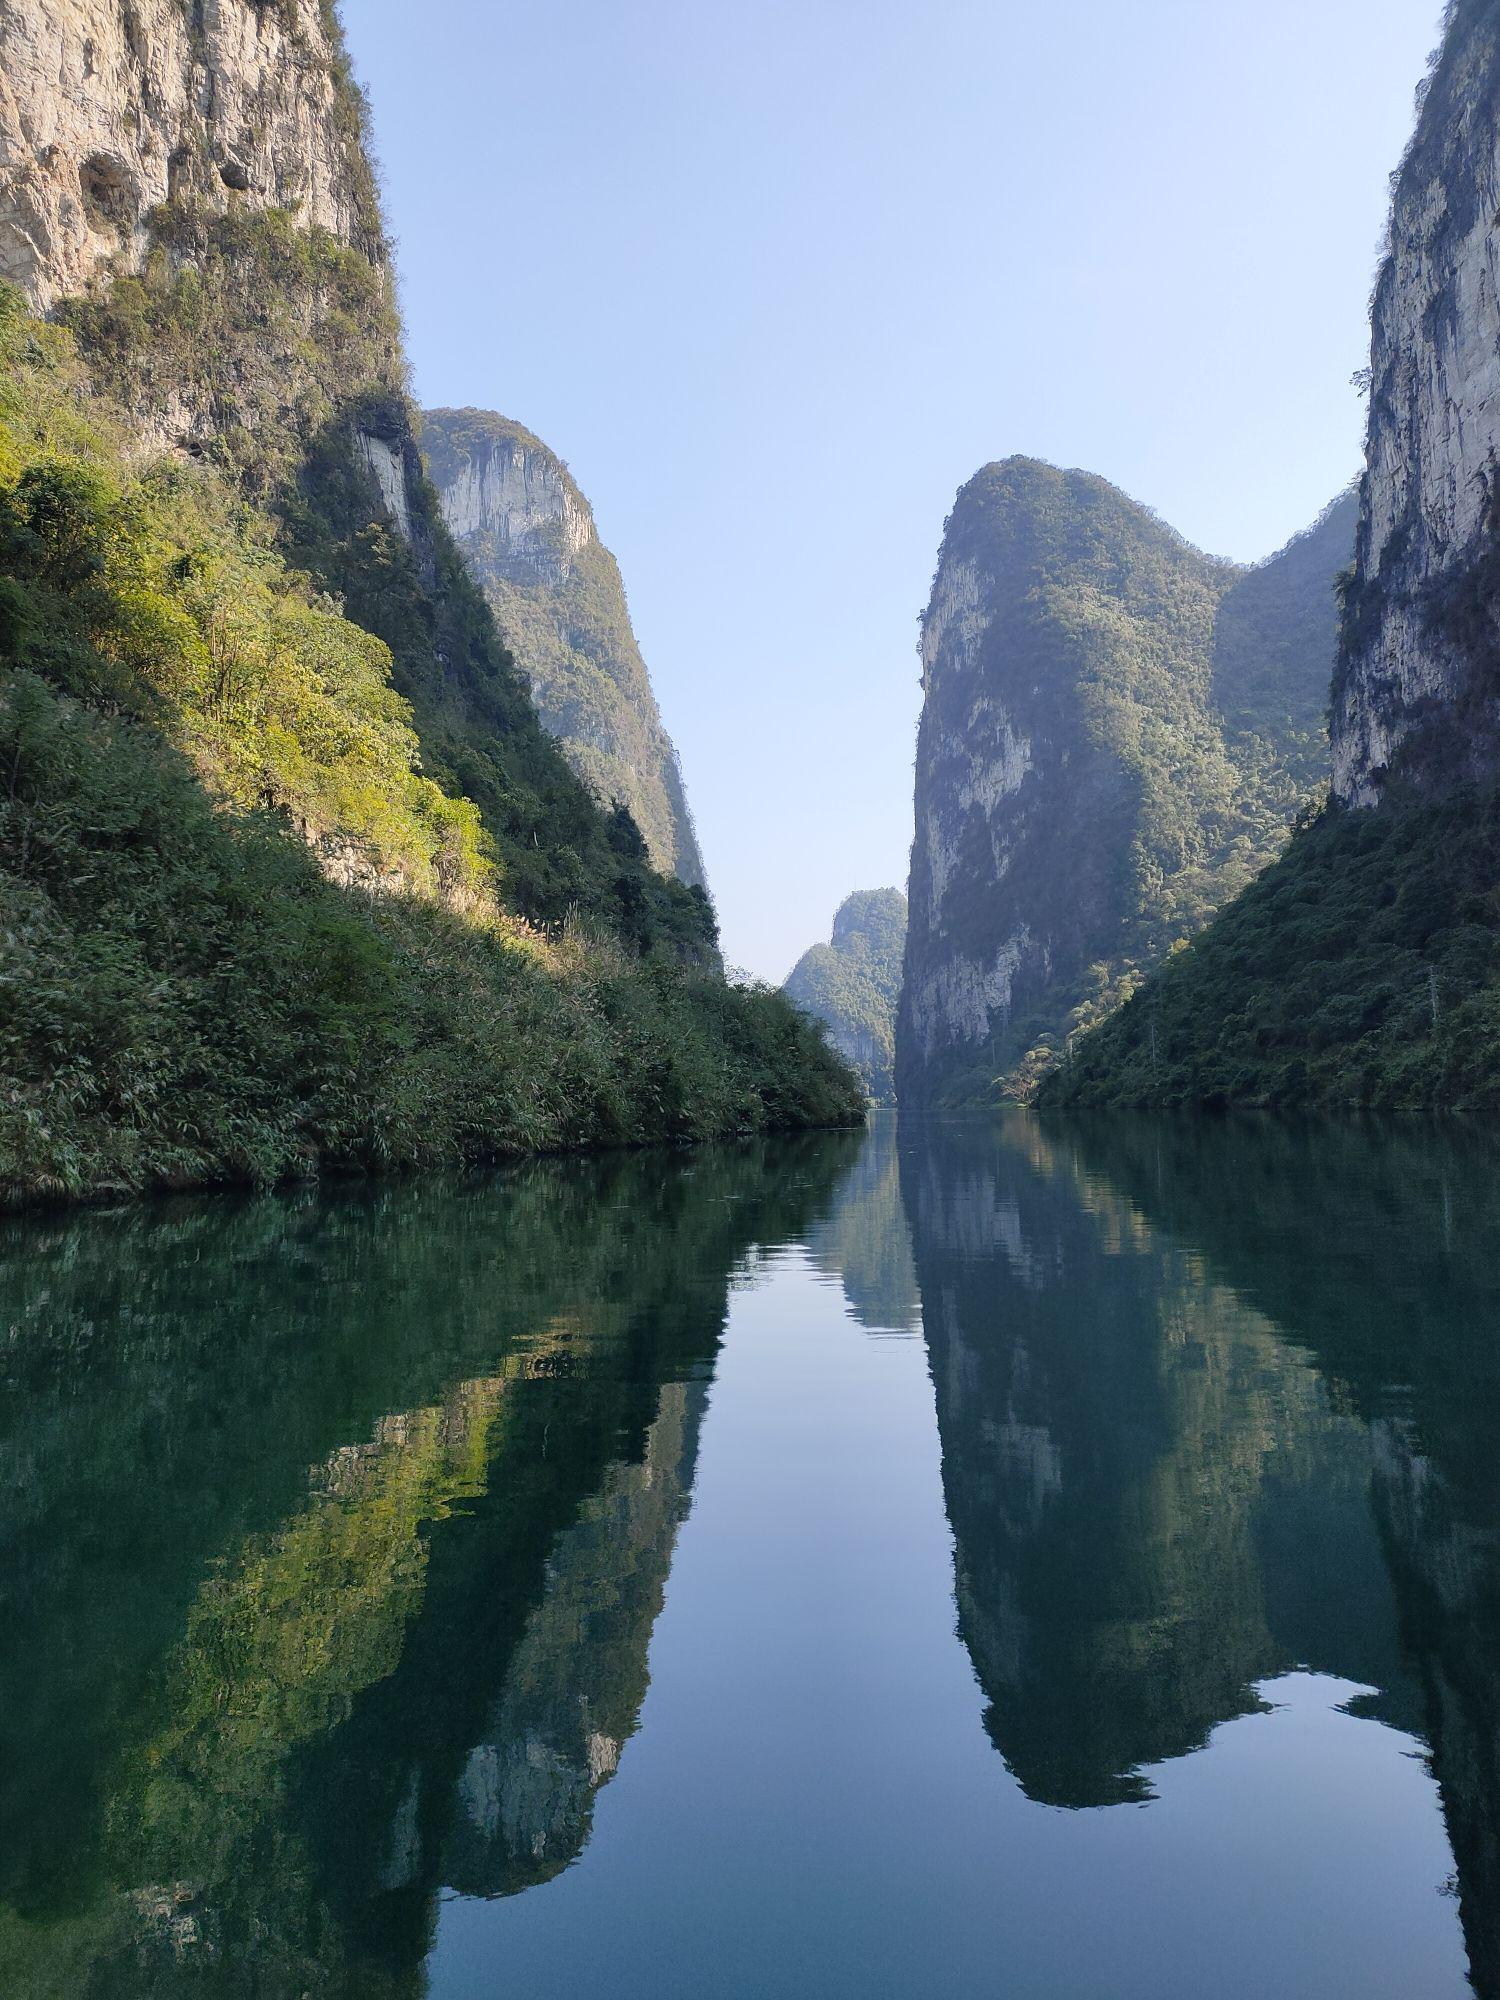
left=344, top=0, right=1441, bottom=979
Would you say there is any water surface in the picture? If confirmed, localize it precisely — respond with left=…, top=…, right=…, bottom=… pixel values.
left=1, top=1115, right=1495, bottom=1996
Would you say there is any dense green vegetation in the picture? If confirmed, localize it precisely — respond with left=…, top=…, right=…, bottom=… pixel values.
left=784, top=889, right=906, bottom=1103
left=1042, top=784, right=1500, bottom=1108
left=422, top=409, right=706, bottom=888
left=0, top=279, right=860, bottom=1203
left=898, top=462, right=1352, bottom=1107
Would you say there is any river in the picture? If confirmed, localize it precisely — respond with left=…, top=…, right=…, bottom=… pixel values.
left=0, top=1113, right=1493, bottom=1997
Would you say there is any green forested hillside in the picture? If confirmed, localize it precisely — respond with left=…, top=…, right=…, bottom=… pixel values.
left=785, top=890, right=906, bottom=1103
left=1212, top=491, right=1359, bottom=788
left=0, top=259, right=859, bottom=1202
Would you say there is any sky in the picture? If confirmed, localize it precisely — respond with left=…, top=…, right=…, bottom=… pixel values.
left=343, top=0, right=1443, bottom=980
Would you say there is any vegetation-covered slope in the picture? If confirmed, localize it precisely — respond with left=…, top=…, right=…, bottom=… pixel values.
left=1041, top=784, right=1500, bottom=1109
left=784, top=889, right=906, bottom=1103
left=897, top=461, right=1351, bottom=1107
left=59, top=199, right=715, bottom=953
left=0, top=288, right=860, bottom=1200
left=422, top=408, right=706, bottom=888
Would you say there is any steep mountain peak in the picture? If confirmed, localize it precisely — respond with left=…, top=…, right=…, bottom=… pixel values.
left=831, top=887, right=906, bottom=952
left=944, top=457, right=1223, bottom=555
left=898, top=463, right=1351, bottom=1105
left=785, top=888, right=907, bottom=1106
left=422, top=406, right=707, bottom=889
left=422, top=409, right=598, bottom=586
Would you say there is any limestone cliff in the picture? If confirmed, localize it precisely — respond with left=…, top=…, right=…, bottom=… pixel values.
left=0, top=0, right=723, bottom=955
left=784, top=888, right=906, bottom=1104
left=0, top=0, right=383, bottom=311
left=422, top=409, right=707, bottom=888
left=897, top=459, right=1352, bottom=1105
left=1333, top=0, right=1500, bottom=803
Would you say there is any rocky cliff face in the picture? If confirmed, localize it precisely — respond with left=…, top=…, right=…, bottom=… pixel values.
left=1047, top=3, right=1500, bottom=1113
left=1332, top=0, right=1500, bottom=804
left=0, top=0, right=382, bottom=311
left=422, top=409, right=707, bottom=889
left=784, top=888, right=906, bottom=1104
left=897, top=459, right=1351, bottom=1105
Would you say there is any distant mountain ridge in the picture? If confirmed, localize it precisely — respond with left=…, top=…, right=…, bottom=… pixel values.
left=422, top=409, right=706, bottom=889
left=897, top=459, right=1354, bottom=1105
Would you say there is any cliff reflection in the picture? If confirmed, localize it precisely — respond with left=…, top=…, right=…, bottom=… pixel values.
left=0, top=1132, right=857, bottom=1997
left=1062, top=1117, right=1500, bottom=2000
left=899, top=1112, right=1500, bottom=1996
left=806, top=1111, right=921, bottom=1335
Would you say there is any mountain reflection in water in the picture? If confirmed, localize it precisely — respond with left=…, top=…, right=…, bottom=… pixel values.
left=0, top=1114, right=1495, bottom=1997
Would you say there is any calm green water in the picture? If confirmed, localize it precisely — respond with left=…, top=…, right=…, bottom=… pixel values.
left=1, top=1114, right=1496, bottom=1997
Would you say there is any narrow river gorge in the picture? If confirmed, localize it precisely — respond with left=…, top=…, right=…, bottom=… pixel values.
left=1, top=1113, right=1495, bottom=1998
